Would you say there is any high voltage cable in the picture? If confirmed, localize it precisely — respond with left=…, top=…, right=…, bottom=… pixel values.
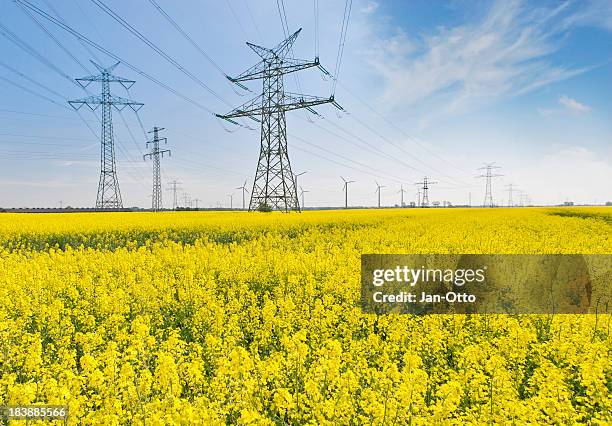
left=290, top=133, right=406, bottom=183
left=18, top=4, right=91, bottom=74
left=146, top=0, right=249, bottom=98
left=299, top=115, right=433, bottom=180
left=146, top=0, right=226, bottom=76
left=224, top=0, right=249, bottom=41
left=19, top=0, right=150, bottom=161
left=242, top=0, right=263, bottom=41
left=342, top=113, right=473, bottom=185
left=89, top=0, right=230, bottom=106
left=314, top=0, right=319, bottom=58
left=15, top=0, right=217, bottom=115
left=0, top=109, right=96, bottom=122
left=0, top=60, right=64, bottom=99
left=336, top=80, right=474, bottom=176
left=0, top=75, right=72, bottom=111
left=275, top=0, right=311, bottom=122
left=0, top=20, right=83, bottom=90
left=67, top=0, right=104, bottom=63
left=291, top=144, right=401, bottom=184
left=117, top=110, right=145, bottom=157
left=0, top=19, right=146, bottom=188
left=0, top=133, right=95, bottom=141
left=332, top=0, right=352, bottom=94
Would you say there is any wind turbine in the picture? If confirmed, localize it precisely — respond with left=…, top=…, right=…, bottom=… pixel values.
left=398, top=184, right=407, bottom=207
left=300, top=186, right=310, bottom=209
left=341, top=176, right=355, bottom=209
left=375, top=181, right=386, bottom=208
left=236, top=180, right=249, bottom=210
left=227, top=193, right=234, bottom=209
left=293, top=171, right=307, bottom=210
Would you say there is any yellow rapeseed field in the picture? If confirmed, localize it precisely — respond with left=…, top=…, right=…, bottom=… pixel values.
left=0, top=207, right=610, bottom=424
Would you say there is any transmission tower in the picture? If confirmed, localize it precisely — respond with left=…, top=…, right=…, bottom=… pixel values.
left=217, top=28, right=342, bottom=212
left=475, top=163, right=503, bottom=207
left=166, top=180, right=181, bottom=210
left=341, top=176, right=355, bottom=209
left=415, top=177, right=437, bottom=207
left=144, top=127, right=170, bottom=211
left=505, top=183, right=518, bottom=207
left=69, top=61, right=143, bottom=209
left=375, top=181, right=386, bottom=208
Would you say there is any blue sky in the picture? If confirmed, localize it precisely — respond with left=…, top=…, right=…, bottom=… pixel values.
left=0, top=0, right=610, bottom=208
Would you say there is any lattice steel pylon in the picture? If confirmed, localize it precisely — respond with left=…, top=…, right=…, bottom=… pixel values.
left=475, top=163, right=503, bottom=207
left=217, top=28, right=342, bottom=211
left=415, top=177, right=437, bottom=208
left=144, top=127, right=170, bottom=211
left=69, top=61, right=143, bottom=209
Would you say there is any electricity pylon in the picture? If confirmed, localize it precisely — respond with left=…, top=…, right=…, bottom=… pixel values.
left=166, top=180, right=181, bottom=210
left=375, top=181, right=386, bottom=208
left=415, top=177, right=437, bottom=207
left=475, top=163, right=503, bottom=207
left=300, top=186, right=309, bottom=209
left=505, top=183, right=518, bottom=207
left=69, top=61, right=143, bottom=209
left=341, top=176, right=355, bottom=209
left=398, top=185, right=407, bottom=207
left=144, top=126, right=170, bottom=211
left=236, top=180, right=249, bottom=210
left=217, top=28, right=342, bottom=212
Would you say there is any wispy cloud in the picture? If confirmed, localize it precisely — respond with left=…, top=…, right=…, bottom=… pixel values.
left=364, top=0, right=601, bottom=125
left=361, top=1, right=378, bottom=15
left=558, top=95, right=591, bottom=113
left=538, top=94, right=592, bottom=116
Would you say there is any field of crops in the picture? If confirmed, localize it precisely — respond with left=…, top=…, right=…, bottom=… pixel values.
left=0, top=207, right=610, bottom=424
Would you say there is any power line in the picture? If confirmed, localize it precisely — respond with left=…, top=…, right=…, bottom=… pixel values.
left=336, top=80, right=474, bottom=176
left=332, top=0, right=353, bottom=94
left=242, top=0, right=263, bottom=41
left=15, top=0, right=217, bottom=115
left=0, top=75, right=72, bottom=111
left=289, top=132, right=406, bottom=183
left=314, top=0, right=319, bottom=58
left=65, top=0, right=104, bottom=63
left=18, top=2, right=91, bottom=74
left=225, top=0, right=249, bottom=41
left=0, top=20, right=83, bottom=90
left=0, top=60, right=65, bottom=99
left=0, top=109, right=96, bottom=122
left=89, top=0, right=229, bottom=106
left=146, top=0, right=227, bottom=78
